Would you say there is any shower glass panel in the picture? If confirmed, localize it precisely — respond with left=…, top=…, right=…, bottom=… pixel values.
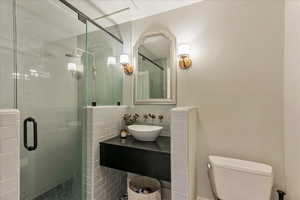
left=16, top=0, right=86, bottom=199
left=0, top=0, right=15, bottom=109
left=85, top=22, right=123, bottom=106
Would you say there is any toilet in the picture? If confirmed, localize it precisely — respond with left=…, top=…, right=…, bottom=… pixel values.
left=208, top=156, right=273, bottom=200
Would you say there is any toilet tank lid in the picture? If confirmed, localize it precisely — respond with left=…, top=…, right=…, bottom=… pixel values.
left=209, top=156, right=273, bottom=177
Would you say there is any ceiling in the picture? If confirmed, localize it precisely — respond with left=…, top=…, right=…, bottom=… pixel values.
left=67, top=0, right=204, bottom=27
left=14, top=0, right=203, bottom=48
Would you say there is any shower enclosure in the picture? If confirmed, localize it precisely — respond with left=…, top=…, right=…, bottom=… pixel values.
left=0, top=0, right=124, bottom=199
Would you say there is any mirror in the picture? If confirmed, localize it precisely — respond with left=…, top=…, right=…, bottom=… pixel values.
left=134, top=30, right=176, bottom=104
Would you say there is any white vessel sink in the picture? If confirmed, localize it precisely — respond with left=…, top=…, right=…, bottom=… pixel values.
left=128, top=125, right=163, bottom=142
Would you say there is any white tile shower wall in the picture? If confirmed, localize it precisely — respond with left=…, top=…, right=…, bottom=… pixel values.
left=171, top=107, right=198, bottom=200
left=0, top=109, right=20, bottom=200
left=85, top=106, right=128, bottom=200
left=128, top=105, right=174, bottom=136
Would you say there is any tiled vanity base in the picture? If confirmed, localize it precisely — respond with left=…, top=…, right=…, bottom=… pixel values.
left=86, top=106, right=128, bottom=200
left=0, top=109, right=20, bottom=200
left=100, top=136, right=171, bottom=181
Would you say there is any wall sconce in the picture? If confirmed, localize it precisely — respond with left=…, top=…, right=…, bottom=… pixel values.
left=120, top=54, right=133, bottom=75
left=178, top=44, right=192, bottom=69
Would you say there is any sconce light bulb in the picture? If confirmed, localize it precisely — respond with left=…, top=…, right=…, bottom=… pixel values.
left=67, top=63, right=77, bottom=72
left=178, top=44, right=190, bottom=56
left=120, top=54, right=129, bottom=65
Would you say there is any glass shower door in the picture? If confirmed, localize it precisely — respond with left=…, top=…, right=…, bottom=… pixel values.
left=86, top=21, right=123, bottom=106
left=16, top=1, right=86, bottom=199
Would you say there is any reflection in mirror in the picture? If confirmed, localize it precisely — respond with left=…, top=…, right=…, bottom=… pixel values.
left=134, top=31, right=176, bottom=104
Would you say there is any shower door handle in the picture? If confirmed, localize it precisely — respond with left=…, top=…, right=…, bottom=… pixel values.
left=24, top=117, right=38, bottom=151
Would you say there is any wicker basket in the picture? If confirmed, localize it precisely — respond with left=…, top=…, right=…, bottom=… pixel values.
left=128, top=176, right=161, bottom=200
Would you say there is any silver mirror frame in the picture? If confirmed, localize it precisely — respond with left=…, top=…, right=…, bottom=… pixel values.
left=133, top=30, right=177, bottom=105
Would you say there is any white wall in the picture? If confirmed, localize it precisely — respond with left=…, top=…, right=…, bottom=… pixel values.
left=121, top=0, right=286, bottom=199
left=284, top=1, right=300, bottom=199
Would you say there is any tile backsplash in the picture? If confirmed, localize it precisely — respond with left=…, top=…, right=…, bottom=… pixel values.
left=128, top=105, right=174, bottom=137
left=0, top=109, right=20, bottom=200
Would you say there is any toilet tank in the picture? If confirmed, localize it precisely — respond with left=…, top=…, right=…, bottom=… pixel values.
left=209, top=156, right=273, bottom=200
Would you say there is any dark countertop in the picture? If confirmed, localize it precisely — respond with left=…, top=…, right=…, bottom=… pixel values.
left=100, top=136, right=170, bottom=154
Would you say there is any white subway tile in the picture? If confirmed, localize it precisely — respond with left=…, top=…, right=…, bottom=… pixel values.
left=0, top=178, right=17, bottom=195
left=171, top=107, right=198, bottom=200
left=172, top=170, right=188, bottom=195
left=0, top=189, right=18, bottom=200
left=0, top=126, right=18, bottom=140
left=162, top=187, right=171, bottom=200
left=0, top=138, right=18, bottom=154
left=0, top=110, right=19, bottom=127
left=172, top=191, right=187, bottom=200
left=0, top=153, right=18, bottom=181
left=0, top=110, right=19, bottom=200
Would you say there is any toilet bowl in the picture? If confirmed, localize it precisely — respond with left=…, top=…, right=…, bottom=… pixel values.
left=208, top=156, right=273, bottom=200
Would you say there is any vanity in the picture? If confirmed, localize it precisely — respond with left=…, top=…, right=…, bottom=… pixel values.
left=99, top=136, right=171, bottom=181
